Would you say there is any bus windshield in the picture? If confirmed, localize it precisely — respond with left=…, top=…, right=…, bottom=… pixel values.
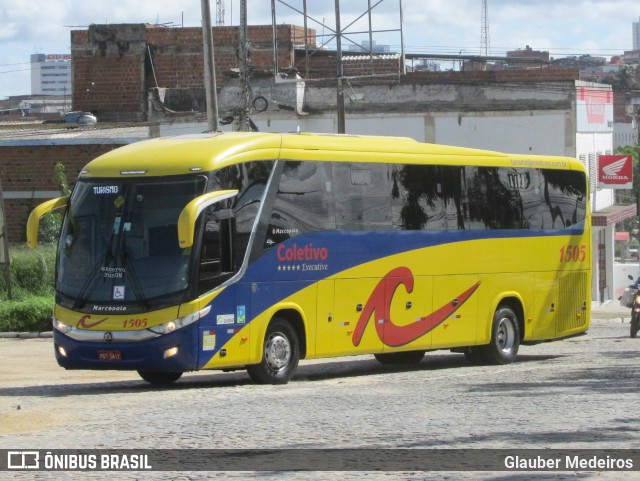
left=56, top=176, right=207, bottom=310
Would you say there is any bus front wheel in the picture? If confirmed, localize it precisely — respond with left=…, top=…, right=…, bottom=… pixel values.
left=479, top=305, right=520, bottom=364
left=137, top=370, right=183, bottom=385
left=247, top=319, right=300, bottom=384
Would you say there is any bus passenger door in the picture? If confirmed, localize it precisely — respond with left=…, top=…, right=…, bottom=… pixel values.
left=199, top=284, right=253, bottom=369
left=430, top=275, right=479, bottom=349
left=382, top=274, right=434, bottom=352
left=328, top=278, right=385, bottom=356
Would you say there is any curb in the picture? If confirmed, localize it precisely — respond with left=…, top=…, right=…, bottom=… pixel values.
left=0, top=331, right=53, bottom=339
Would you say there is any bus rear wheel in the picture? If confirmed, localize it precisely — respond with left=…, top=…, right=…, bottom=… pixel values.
left=478, top=305, right=520, bottom=364
left=374, top=350, right=425, bottom=365
left=247, top=319, right=299, bottom=384
left=137, top=370, right=183, bottom=385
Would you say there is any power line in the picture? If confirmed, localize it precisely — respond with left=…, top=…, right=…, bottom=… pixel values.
left=0, top=62, right=31, bottom=68
left=0, top=68, right=31, bottom=75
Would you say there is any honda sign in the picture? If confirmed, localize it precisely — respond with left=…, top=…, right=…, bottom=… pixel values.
left=598, top=155, right=633, bottom=189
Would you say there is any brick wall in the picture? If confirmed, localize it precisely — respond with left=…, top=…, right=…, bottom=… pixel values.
left=298, top=54, right=401, bottom=86
left=0, top=144, right=123, bottom=243
left=72, top=24, right=314, bottom=120
left=70, top=23, right=582, bottom=121
left=402, top=68, right=580, bottom=84
left=72, top=25, right=148, bottom=121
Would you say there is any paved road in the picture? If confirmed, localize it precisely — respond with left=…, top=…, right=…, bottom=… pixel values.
left=1, top=318, right=639, bottom=480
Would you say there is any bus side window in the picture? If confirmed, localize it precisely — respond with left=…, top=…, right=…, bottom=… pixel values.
left=539, top=169, right=587, bottom=229
left=391, top=164, right=444, bottom=231
left=198, top=207, right=236, bottom=294
left=334, top=162, right=391, bottom=231
left=265, top=161, right=334, bottom=247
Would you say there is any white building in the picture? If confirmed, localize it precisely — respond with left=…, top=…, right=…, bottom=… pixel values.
left=153, top=74, right=629, bottom=306
left=634, top=16, right=640, bottom=50
left=30, top=54, right=72, bottom=96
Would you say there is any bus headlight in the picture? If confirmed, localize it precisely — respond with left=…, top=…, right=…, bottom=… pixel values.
left=148, top=306, right=211, bottom=335
left=53, top=317, right=73, bottom=334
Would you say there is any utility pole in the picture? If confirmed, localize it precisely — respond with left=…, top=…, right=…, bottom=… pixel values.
left=335, top=0, right=346, bottom=134
left=237, top=0, right=252, bottom=131
left=0, top=180, right=10, bottom=300
left=201, top=0, right=219, bottom=131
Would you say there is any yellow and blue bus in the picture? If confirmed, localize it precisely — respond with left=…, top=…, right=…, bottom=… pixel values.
left=28, top=132, right=591, bottom=385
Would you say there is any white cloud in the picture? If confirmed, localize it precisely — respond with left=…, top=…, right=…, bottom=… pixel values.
left=1, top=0, right=638, bottom=97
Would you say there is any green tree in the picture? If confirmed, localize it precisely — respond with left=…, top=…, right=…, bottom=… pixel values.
left=54, top=162, right=71, bottom=196
left=595, top=65, right=640, bottom=91
left=38, top=162, right=71, bottom=244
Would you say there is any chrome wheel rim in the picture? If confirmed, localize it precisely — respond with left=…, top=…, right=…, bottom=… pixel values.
left=496, top=317, right=516, bottom=353
left=265, top=333, right=291, bottom=371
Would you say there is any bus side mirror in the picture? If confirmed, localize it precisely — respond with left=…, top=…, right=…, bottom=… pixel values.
left=177, top=190, right=239, bottom=248
left=26, top=196, right=69, bottom=249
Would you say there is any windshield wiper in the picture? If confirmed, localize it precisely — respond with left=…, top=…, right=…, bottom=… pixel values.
left=120, top=236, right=148, bottom=310
left=71, top=231, right=116, bottom=310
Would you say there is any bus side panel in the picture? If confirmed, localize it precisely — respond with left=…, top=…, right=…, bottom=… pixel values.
left=382, top=274, right=434, bottom=353
left=199, top=283, right=252, bottom=369
left=430, top=275, right=478, bottom=350
left=531, top=272, right=558, bottom=340
left=331, top=278, right=384, bottom=356
left=475, top=272, right=536, bottom=345
left=315, top=280, right=334, bottom=358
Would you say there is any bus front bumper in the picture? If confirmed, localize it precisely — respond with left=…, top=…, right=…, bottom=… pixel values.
left=52, top=325, right=199, bottom=372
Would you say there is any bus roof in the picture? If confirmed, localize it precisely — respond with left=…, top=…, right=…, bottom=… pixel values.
left=79, top=131, right=586, bottom=178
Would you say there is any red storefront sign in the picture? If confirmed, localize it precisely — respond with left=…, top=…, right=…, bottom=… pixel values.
left=598, top=155, right=633, bottom=189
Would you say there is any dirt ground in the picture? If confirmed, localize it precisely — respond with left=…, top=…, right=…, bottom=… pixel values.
left=0, top=338, right=138, bottom=436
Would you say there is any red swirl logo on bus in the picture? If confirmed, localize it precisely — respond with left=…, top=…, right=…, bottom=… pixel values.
left=352, top=267, right=481, bottom=347
left=77, top=315, right=108, bottom=329
left=277, top=243, right=328, bottom=262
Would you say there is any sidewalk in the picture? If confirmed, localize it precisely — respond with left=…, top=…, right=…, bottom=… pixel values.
left=591, top=300, right=630, bottom=321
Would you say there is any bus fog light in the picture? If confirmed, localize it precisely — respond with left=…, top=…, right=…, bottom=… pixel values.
left=164, top=347, right=179, bottom=359
left=57, top=346, right=68, bottom=357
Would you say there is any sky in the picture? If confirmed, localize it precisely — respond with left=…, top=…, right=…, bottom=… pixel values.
left=1, top=0, right=639, bottom=98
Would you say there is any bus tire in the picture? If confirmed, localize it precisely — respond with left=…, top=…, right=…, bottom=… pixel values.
left=137, top=370, right=183, bottom=385
left=479, top=305, right=520, bottom=365
left=631, top=316, right=639, bottom=338
left=374, top=350, right=425, bottom=365
left=247, top=318, right=299, bottom=384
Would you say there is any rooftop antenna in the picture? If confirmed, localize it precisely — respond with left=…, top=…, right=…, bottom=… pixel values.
left=216, top=0, right=225, bottom=26
left=481, top=0, right=490, bottom=56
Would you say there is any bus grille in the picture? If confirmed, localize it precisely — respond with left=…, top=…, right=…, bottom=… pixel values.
left=557, top=271, right=588, bottom=334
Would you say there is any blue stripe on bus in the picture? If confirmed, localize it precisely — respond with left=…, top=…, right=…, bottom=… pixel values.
left=205, top=224, right=585, bottom=335
left=248, top=224, right=584, bottom=283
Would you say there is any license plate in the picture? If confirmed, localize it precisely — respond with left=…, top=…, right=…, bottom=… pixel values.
left=98, top=350, right=122, bottom=361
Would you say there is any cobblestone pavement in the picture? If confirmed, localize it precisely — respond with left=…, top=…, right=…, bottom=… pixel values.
left=0, top=318, right=639, bottom=480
